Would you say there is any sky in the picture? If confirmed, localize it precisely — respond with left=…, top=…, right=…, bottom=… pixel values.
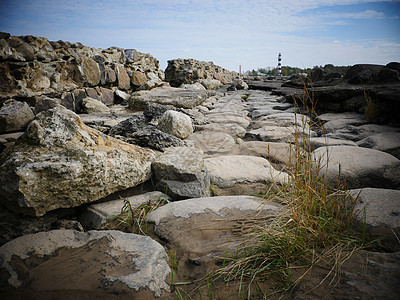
left=0, top=0, right=399, bottom=72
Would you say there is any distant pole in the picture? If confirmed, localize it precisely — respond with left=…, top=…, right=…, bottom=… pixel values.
left=278, top=53, right=282, bottom=76
left=239, top=65, right=241, bottom=77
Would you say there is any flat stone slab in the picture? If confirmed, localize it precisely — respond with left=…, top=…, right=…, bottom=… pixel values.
left=206, top=112, right=251, bottom=129
left=327, top=124, right=400, bottom=141
left=195, top=123, right=247, bottom=138
left=313, top=146, right=400, bottom=189
left=349, top=188, right=400, bottom=251
left=147, top=196, right=285, bottom=257
left=204, top=155, right=289, bottom=194
left=79, top=191, right=169, bottom=230
left=129, top=86, right=214, bottom=109
left=186, top=131, right=239, bottom=157
left=246, top=125, right=316, bottom=143
left=0, top=229, right=170, bottom=298
left=309, top=137, right=358, bottom=151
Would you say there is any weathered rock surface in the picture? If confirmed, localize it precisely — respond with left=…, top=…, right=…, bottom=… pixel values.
left=129, top=86, right=214, bottom=110
left=0, top=229, right=170, bottom=298
left=309, top=136, right=358, bottom=150
left=0, top=106, right=156, bottom=216
left=186, top=131, right=239, bottom=157
left=0, top=33, right=164, bottom=103
left=157, top=110, right=193, bottom=139
left=0, top=101, right=35, bottom=133
left=205, top=155, right=289, bottom=195
left=349, top=188, right=400, bottom=251
left=313, top=146, right=400, bottom=189
left=327, top=123, right=400, bottom=141
left=109, top=115, right=185, bottom=151
left=293, top=250, right=400, bottom=300
left=147, top=196, right=285, bottom=259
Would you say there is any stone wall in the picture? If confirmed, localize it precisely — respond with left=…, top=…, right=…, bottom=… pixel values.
left=165, top=58, right=238, bottom=87
left=0, top=32, right=164, bottom=110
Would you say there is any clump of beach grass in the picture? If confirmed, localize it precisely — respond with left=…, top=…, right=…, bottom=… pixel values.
left=107, top=194, right=170, bottom=235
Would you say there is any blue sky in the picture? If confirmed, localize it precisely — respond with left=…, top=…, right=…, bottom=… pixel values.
left=0, top=0, right=399, bottom=72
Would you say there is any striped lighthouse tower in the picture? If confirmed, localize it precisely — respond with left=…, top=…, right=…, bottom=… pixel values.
left=278, top=53, right=282, bottom=76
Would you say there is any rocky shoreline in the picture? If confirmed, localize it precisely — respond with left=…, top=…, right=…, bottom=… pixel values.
left=0, top=33, right=399, bottom=299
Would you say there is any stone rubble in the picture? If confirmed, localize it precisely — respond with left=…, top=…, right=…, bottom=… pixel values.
left=0, top=33, right=399, bottom=299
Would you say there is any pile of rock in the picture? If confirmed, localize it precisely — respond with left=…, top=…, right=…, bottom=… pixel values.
left=165, top=58, right=238, bottom=87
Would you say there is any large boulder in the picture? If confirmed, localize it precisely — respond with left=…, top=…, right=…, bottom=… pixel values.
left=344, top=64, right=384, bottom=84
left=0, top=106, right=156, bottom=216
left=0, top=101, right=35, bottom=133
left=157, top=110, right=193, bottom=139
left=313, top=146, right=400, bottom=189
left=81, top=97, right=111, bottom=114
left=0, top=229, right=170, bottom=298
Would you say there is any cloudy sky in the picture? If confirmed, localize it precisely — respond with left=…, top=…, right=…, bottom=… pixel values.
left=0, top=0, right=399, bottom=72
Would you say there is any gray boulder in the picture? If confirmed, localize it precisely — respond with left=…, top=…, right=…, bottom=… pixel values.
left=0, top=101, right=35, bottom=133
left=0, top=106, right=156, bottom=216
left=356, top=132, right=400, bottom=159
left=157, top=110, right=193, bottom=139
left=152, top=147, right=210, bottom=200
left=0, top=229, right=170, bottom=298
left=81, top=97, right=111, bottom=113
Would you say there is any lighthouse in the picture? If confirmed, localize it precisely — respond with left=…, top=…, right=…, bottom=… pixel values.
left=278, top=53, right=282, bottom=76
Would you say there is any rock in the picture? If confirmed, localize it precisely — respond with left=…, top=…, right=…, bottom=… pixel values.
left=308, top=137, right=358, bottom=151
left=310, top=67, right=326, bottom=82
left=147, top=196, right=285, bottom=261
left=229, top=141, right=295, bottom=169
left=200, top=79, right=222, bottom=90
left=130, top=70, right=147, bottom=87
left=344, top=64, right=384, bottom=84
left=349, top=188, right=400, bottom=251
left=114, top=89, right=130, bottom=104
left=293, top=250, right=400, bottom=300
left=207, top=112, right=251, bottom=129
left=152, top=146, right=210, bottom=199
left=204, top=155, right=289, bottom=195
left=246, top=125, right=315, bottom=143
left=98, top=87, right=114, bottom=105
left=157, top=110, right=193, bottom=139
left=0, top=106, right=156, bottom=216
left=115, top=64, right=131, bottom=90
left=186, top=131, right=238, bottom=157
left=129, top=87, right=213, bottom=110
left=195, top=123, right=246, bottom=138
left=156, top=168, right=210, bottom=200
left=320, top=113, right=367, bottom=133
left=152, top=147, right=204, bottom=181
left=81, top=97, right=111, bottom=113
left=0, top=229, right=170, bottom=298
left=230, top=77, right=249, bottom=90
left=79, top=191, right=169, bottom=230
left=356, top=132, right=400, bottom=158
left=80, top=56, right=100, bottom=86
left=33, top=96, right=61, bottom=114
left=179, top=82, right=206, bottom=90
left=165, top=58, right=237, bottom=87
left=327, top=124, right=400, bottom=141
left=313, top=146, right=400, bottom=189
left=109, top=115, right=185, bottom=151
left=0, top=101, right=35, bottom=133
